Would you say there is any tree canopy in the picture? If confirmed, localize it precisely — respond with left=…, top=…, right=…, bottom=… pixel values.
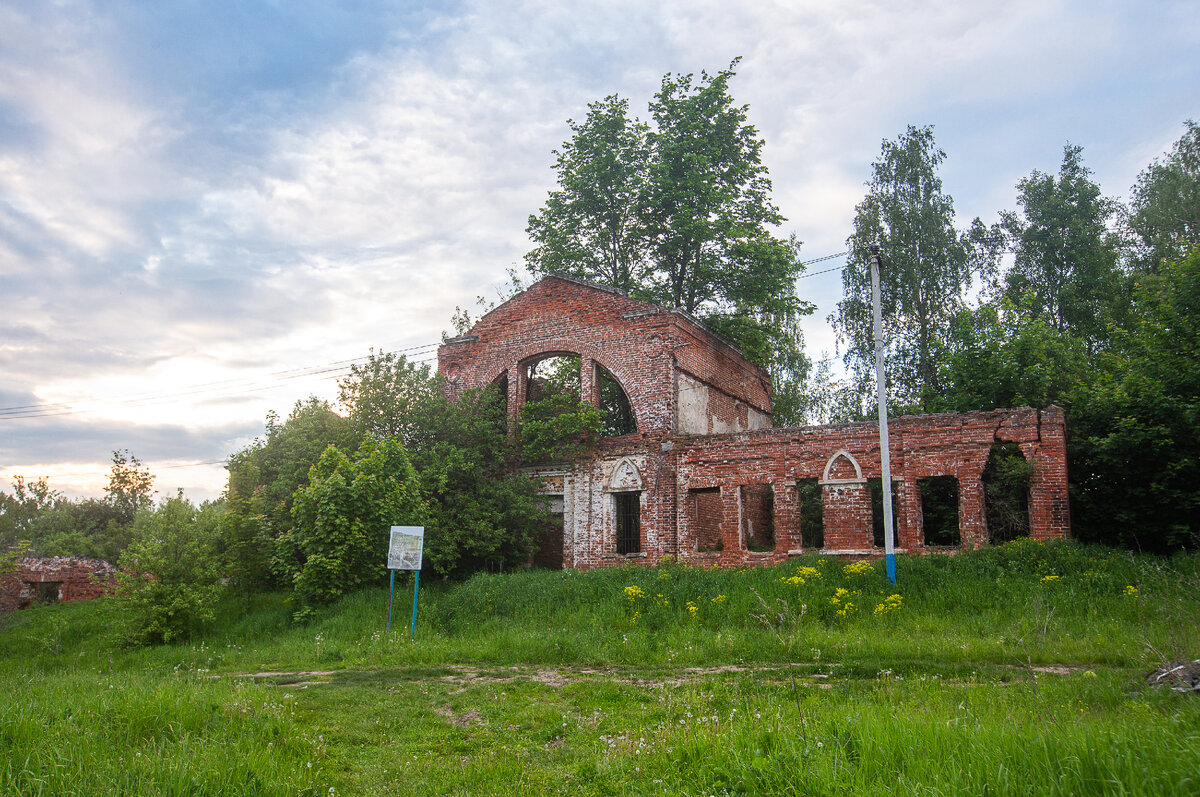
left=834, top=125, right=975, bottom=414
left=525, top=60, right=814, bottom=424
left=1126, top=120, right=1200, bottom=272
left=999, top=144, right=1122, bottom=347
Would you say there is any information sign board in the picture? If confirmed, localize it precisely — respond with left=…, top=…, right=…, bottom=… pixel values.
left=388, top=526, right=424, bottom=570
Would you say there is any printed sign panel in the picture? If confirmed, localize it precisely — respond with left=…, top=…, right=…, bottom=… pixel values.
left=388, top=526, right=424, bottom=570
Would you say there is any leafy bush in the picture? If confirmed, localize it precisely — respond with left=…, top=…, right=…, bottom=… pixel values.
left=1070, top=248, right=1200, bottom=552
left=286, top=438, right=426, bottom=622
left=114, top=495, right=225, bottom=645
left=518, top=392, right=603, bottom=462
left=407, top=385, right=547, bottom=576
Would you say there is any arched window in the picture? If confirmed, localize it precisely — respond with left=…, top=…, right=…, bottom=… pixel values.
left=596, top=364, right=636, bottom=436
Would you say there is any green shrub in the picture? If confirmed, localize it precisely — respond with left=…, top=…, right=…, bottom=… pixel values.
left=286, top=437, right=426, bottom=622
left=114, top=494, right=225, bottom=645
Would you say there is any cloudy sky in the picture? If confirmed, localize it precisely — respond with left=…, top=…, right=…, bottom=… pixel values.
left=2, top=0, right=1196, bottom=502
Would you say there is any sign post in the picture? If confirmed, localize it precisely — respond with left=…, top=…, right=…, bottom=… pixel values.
left=387, top=526, right=424, bottom=638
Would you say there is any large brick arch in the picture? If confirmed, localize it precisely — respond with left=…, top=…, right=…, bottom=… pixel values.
left=437, top=275, right=771, bottom=438
left=475, top=342, right=647, bottom=434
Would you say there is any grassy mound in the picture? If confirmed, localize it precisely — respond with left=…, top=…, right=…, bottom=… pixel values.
left=1, top=540, right=1197, bottom=795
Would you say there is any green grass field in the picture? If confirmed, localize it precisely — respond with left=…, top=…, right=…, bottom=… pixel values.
left=2, top=539, right=1198, bottom=795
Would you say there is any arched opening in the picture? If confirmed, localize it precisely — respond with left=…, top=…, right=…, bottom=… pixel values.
left=596, top=364, right=636, bottom=437
left=525, top=354, right=581, bottom=402
left=983, top=442, right=1033, bottom=543
left=608, top=459, right=643, bottom=555
left=486, top=371, right=508, bottom=433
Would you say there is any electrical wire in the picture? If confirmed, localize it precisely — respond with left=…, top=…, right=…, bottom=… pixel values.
left=0, top=347, right=440, bottom=420
left=4, top=250, right=865, bottom=422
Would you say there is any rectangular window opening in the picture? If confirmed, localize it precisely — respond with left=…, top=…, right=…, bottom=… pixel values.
left=797, top=478, right=824, bottom=549
left=741, top=484, right=775, bottom=552
left=920, top=476, right=961, bottom=546
left=615, top=492, right=641, bottom=554
left=34, top=582, right=61, bottom=604
left=868, top=477, right=901, bottom=548
left=690, top=488, right=723, bottom=552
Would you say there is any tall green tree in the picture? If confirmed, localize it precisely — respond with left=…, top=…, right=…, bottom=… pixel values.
left=525, top=95, right=650, bottom=293
left=834, top=125, right=974, bottom=413
left=640, top=63, right=798, bottom=317
left=105, top=449, right=154, bottom=525
left=936, top=298, right=1091, bottom=413
left=525, top=61, right=813, bottom=424
left=1000, top=145, right=1122, bottom=347
left=0, top=477, right=60, bottom=549
left=337, top=351, right=439, bottom=443
left=1070, top=247, right=1200, bottom=552
left=1126, top=120, right=1200, bottom=272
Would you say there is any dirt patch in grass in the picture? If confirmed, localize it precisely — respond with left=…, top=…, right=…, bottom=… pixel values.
left=433, top=704, right=484, bottom=727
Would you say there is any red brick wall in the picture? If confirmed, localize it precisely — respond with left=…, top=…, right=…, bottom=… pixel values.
left=437, top=277, right=1071, bottom=570
left=438, top=276, right=771, bottom=437
left=1, top=557, right=117, bottom=611
left=673, top=407, right=1070, bottom=565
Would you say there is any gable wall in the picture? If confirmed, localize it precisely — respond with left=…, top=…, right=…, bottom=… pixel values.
left=436, top=277, right=1071, bottom=570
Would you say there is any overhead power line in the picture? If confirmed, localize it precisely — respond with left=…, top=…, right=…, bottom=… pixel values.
left=3, top=250, right=859, bottom=423
left=0, top=344, right=440, bottom=421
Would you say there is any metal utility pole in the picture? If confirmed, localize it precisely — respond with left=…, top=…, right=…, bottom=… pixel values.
left=870, top=244, right=897, bottom=585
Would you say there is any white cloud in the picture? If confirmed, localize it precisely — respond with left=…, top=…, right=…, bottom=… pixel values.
left=2, top=0, right=1197, bottom=498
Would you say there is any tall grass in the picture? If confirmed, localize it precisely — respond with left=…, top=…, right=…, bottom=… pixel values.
left=1, top=540, right=1197, bottom=795
left=0, top=669, right=330, bottom=796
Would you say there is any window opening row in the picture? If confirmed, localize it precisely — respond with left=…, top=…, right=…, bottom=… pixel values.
left=615, top=441, right=1033, bottom=555
left=684, top=470, right=1027, bottom=551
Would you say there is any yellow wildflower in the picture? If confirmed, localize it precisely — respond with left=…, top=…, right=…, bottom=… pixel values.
left=843, top=561, right=874, bottom=577
left=873, top=593, right=903, bottom=616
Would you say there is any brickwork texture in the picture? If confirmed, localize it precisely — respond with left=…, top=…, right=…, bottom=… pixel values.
left=440, top=276, right=1071, bottom=570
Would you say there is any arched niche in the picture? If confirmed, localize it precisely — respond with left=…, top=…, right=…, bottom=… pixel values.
left=605, top=457, right=643, bottom=492
left=820, top=450, right=865, bottom=485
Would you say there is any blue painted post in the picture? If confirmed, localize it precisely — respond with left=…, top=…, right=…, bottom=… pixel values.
left=410, top=570, right=421, bottom=640
left=387, top=569, right=395, bottom=632
left=870, top=244, right=898, bottom=586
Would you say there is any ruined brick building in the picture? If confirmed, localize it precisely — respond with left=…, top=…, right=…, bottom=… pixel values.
left=438, top=276, right=1071, bottom=569
left=0, top=557, right=117, bottom=611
